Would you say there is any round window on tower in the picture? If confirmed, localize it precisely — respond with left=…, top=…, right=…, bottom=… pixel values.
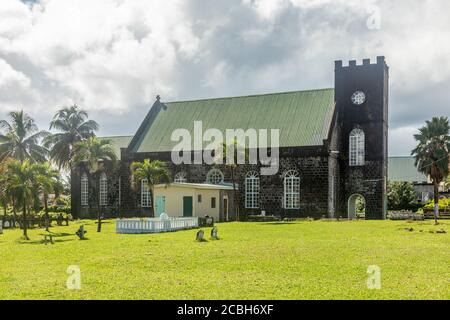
left=351, top=91, right=366, bottom=105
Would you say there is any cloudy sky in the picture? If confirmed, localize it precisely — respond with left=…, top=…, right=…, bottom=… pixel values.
left=0, top=0, right=449, bottom=155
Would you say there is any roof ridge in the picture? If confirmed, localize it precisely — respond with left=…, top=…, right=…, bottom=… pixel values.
left=164, top=88, right=335, bottom=105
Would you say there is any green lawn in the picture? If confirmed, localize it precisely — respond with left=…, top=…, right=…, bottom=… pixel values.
left=0, top=219, right=449, bottom=300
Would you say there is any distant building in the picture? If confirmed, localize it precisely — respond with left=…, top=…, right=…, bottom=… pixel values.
left=388, top=156, right=433, bottom=203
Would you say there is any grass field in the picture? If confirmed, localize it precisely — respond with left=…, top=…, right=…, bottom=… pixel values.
left=0, top=219, right=449, bottom=300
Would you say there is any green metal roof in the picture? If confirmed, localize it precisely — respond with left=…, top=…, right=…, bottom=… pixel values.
left=132, top=89, right=336, bottom=153
left=388, top=156, right=429, bottom=183
left=99, top=135, right=133, bottom=160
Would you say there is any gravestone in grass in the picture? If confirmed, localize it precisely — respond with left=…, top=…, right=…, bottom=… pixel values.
left=210, top=227, right=218, bottom=240
left=76, top=225, right=87, bottom=240
left=196, top=230, right=205, bottom=241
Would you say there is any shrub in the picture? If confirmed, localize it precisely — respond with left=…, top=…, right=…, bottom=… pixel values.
left=387, top=181, right=418, bottom=211
left=423, top=198, right=450, bottom=211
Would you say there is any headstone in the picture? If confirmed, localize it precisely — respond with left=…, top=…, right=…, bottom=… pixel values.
left=261, top=210, right=266, bottom=217
left=4, top=221, right=9, bottom=228
left=210, top=227, right=218, bottom=240
left=196, top=230, right=204, bottom=241
left=76, top=225, right=87, bottom=240
left=57, top=214, right=63, bottom=226
left=160, top=212, right=169, bottom=220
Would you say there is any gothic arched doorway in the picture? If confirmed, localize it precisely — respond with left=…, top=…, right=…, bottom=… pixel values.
left=348, top=194, right=365, bottom=220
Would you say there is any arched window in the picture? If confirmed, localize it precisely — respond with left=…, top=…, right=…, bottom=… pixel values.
left=349, top=128, right=365, bottom=166
left=283, top=170, right=300, bottom=209
left=141, top=179, right=151, bottom=208
left=99, top=172, right=107, bottom=206
left=245, top=171, right=260, bottom=209
left=174, top=171, right=187, bottom=183
left=206, top=168, right=224, bottom=184
left=81, top=173, right=88, bottom=206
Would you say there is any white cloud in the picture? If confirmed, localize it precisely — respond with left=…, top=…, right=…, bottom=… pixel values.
left=0, top=0, right=449, bottom=154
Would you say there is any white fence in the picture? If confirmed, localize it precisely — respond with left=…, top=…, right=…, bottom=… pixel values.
left=116, top=217, right=199, bottom=234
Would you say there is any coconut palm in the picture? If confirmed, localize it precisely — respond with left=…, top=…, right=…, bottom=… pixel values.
left=220, top=138, right=249, bottom=221
left=6, top=160, right=43, bottom=239
left=44, top=105, right=98, bottom=218
left=73, top=137, right=117, bottom=232
left=44, top=105, right=98, bottom=170
left=0, top=111, right=48, bottom=163
left=412, top=117, right=450, bottom=224
left=0, top=160, right=10, bottom=219
left=130, top=159, right=171, bottom=217
left=34, top=162, right=59, bottom=231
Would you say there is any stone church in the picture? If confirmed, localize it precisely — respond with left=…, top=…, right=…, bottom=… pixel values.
left=72, top=57, right=389, bottom=220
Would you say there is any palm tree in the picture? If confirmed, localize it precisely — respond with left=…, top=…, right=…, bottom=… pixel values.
left=220, top=138, right=249, bottom=221
left=44, top=105, right=98, bottom=219
left=44, top=105, right=99, bottom=169
left=131, top=159, right=171, bottom=217
left=0, top=161, right=10, bottom=220
left=412, top=117, right=450, bottom=224
left=6, top=160, right=43, bottom=239
left=34, top=162, right=59, bottom=231
left=73, top=137, right=117, bottom=232
left=1, top=158, right=17, bottom=226
left=0, top=111, right=48, bottom=163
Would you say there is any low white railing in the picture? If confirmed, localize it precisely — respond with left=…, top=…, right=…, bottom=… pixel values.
left=116, top=217, right=199, bottom=234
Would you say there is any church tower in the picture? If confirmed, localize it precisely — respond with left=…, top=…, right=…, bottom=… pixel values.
left=335, top=57, right=389, bottom=220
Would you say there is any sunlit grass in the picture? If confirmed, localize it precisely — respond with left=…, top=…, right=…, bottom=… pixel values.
left=0, top=219, right=448, bottom=300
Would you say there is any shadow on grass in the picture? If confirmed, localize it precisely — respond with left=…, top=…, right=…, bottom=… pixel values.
left=16, top=231, right=77, bottom=245
left=258, top=222, right=297, bottom=225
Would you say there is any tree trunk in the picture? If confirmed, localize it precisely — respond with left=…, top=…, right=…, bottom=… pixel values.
left=231, top=168, right=240, bottom=221
left=433, top=181, right=439, bottom=225
left=2, top=204, right=6, bottom=229
left=92, top=180, right=102, bottom=233
left=151, top=186, right=155, bottom=218
left=22, top=192, right=29, bottom=240
left=12, top=195, right=17, bottom=228
left=70, top=167, right=77, bottom=219
left=97, top=202, right=102, bottom=232
left=44, top=193, right=50, bottom=232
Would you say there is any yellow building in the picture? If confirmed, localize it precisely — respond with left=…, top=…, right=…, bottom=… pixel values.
left=153, top=183, right=234, bottom=222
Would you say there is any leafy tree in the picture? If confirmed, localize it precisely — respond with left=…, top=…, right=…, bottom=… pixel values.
left=6, top=160, right=44, bottom=239
left=412, top=117, right=450, bottom=224
left=219, top=138, right=249, bottom=221
left=44, top=105, right=98, bottom=169
left=44, top=105, right=99, bottom=219
left=444, top=175, right=450, bottom=192
left=73, top=137, right=117, bottom=232
left=0, top=160, right=11, bottom=218
left=387, top=181, right=417, bottom=211
left=131, top=159, right=171, bottom=217
left=34, top=162, right=59, bottom=231
left=0, top=111, right=48, bottom=163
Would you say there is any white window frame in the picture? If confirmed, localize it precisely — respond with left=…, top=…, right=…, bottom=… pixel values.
left=349, top=128, right=365, bottom=166
left=81, top=173, right=88, bottom=206
left=99, top=172, right=107, bottom=206
left=206, top=168, right=224, bottom=185
left=283, top=170, right=300, bottom=209
left=141, top=179, right=151, bottom=208
left=174, top=171, right=187, bottom=183
left=245, top=171, right=260, bottom=209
